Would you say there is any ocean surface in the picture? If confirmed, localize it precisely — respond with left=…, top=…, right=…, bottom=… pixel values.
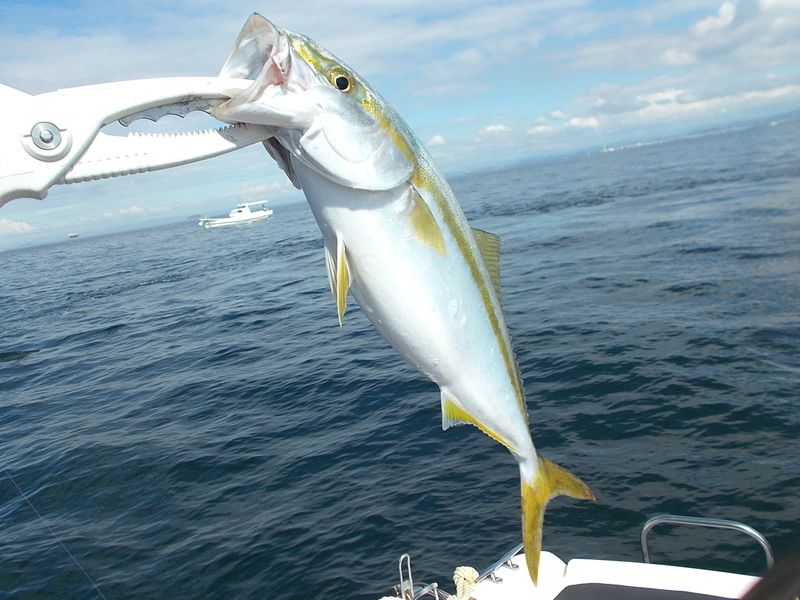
left=2, top=119, right=799, bottom=599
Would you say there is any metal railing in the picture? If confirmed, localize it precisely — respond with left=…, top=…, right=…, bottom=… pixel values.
left=395, top=553, right=446, bottom=600
left=641, top=514, right=774, bottom=570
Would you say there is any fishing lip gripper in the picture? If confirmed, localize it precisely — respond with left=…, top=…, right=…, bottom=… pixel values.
left=0, top=76, right=271, bottom=207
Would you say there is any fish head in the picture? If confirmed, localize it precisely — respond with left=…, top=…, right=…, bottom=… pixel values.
left=212, top=14, right=414, bottom=191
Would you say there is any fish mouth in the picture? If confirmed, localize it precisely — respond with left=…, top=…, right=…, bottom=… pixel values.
left=219, top=14, right=291, bottom=89
left=213, top=14, right=309, bottom=129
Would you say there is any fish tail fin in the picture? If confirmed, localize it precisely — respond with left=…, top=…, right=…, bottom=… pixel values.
left=520, top=457, right=594, bottom=586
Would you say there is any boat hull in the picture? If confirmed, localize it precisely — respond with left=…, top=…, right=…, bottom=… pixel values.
left=198, top=208, right=273, bottom=228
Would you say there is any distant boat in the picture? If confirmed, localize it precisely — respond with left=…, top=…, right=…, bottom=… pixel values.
left=68, top=233, right=79, bottom=239
left=198, top=201, right=273, bottom=229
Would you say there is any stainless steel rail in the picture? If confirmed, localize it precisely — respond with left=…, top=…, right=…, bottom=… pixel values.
left=641, top=514, right=774, bottom=570
left=396, top=553, right=445, bottom=600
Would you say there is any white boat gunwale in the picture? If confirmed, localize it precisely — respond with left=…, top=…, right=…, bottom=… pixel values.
left=388, top=514, right=773, bottom=600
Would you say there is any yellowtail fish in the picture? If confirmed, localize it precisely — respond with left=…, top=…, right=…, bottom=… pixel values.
left=212, top=13, right=594, bottom=585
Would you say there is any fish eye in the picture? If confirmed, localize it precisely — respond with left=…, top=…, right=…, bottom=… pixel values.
left=332, top=72, right=352, bottom=92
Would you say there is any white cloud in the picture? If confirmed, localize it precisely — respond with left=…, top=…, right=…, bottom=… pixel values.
left=121, top=205, right=169, bottom=216
left=637, top=88, right=687, bottom=104
left=480, top=124, right=510, bottom=135
left=573, top=79, right=800, bottom=137
left=100, top=205, right=170, bottom=219
left=0, top=0, right=798, bottom=244
left=426, top=134, right=447, bottom=146
left=528, top=124, right=555, bottom=134
left=661, top=47, right=696, bottom=65
left=568, top=116, right=600, bottom=128
left=0, top=218, right=34, bottom=234
left=759, top=0, right=800, bottom=9
left=693, top=1, right=737, bottom=35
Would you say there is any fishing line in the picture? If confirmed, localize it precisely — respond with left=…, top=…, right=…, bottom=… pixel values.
left=4, top=469, right=107, bottom=600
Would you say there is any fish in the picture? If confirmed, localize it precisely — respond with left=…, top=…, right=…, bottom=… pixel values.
left=211, top=13, right=594, bottom=585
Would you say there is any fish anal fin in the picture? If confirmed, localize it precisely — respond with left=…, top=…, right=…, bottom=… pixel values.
left=521, top=458, right=594, bottom=585
left=440, top=391, right=516, bottom=452
left=441, top=392, right=471, bottom=430
left=472, top=227, right=502, bottom=302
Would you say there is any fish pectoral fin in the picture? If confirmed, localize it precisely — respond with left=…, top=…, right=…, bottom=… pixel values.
left=324, top=244, right=337, bottom=299
left=472, top=227, right=502, bottom=302
left=404, top=186, right=445, bottom=254
left=521, top=458, right=594, bottom=585
left=336, top=235, right=351, bottom=326
left=440, top=391, right=516, bottom=452
left=323, top=235, right=351, bottom=326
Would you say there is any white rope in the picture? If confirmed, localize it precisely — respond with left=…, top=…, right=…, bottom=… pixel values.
left=445, top=565, right=479, bottom=600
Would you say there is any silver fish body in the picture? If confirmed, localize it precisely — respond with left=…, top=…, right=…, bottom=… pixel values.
left=212, top=14, right=593, bottom=585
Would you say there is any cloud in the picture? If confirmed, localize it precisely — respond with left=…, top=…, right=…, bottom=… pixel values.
left=661, top=48, right=696, bottom=65
left=100, top=205, right=170, bottom=219
left=693, top=1, right=737, bottom=35
left=0, top=218, right=34, bottom=234
left=528, top=124, right=555, bottom=134
left=636, top=89, right=688, bottom=104
left=121, top=205, right=168, bottom=216
left=759, top=0, right=800, bottom=9
left=232, top=180, right=297, bottom=200
left=568, top=116, right=600, bottom=128
left=568, top=78, right=800, bottom=141
left=0, top=0, right=799, bottom=243
left=480, top=124, right=510, bottom=135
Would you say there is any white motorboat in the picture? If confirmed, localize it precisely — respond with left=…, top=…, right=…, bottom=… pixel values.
left=383, top=515, right=778, bottom=600
left=198, top=201, right=273, bottom=228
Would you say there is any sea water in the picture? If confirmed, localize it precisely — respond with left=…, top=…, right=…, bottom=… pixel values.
left=1, top=119, right=799, bottom=599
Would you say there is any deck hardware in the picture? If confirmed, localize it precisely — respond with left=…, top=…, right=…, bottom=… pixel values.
left=477, top=542, right=524, bottom=584
left=641, top=514, right=774, bottom=570
left=394, top=554, right=444, bottom=600
left=399, top=554, right=414, bottom=600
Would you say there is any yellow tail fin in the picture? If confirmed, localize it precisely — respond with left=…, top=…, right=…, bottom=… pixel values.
left=521, top=457, right=594, bottom=586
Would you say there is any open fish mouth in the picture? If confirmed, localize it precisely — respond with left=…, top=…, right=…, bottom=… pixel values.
left=212, top=15, right=323, bottom=134
left=219, top=15, right=290, bottom=85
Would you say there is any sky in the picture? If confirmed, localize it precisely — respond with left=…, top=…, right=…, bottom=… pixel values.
left=1, top=0, right=799, bottom=250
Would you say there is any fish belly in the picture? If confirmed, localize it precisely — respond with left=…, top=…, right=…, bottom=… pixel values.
left=294, top=160, right=534, bottom=459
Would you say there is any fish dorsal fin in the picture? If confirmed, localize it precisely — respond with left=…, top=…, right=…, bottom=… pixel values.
left=472, top=228, right=502, bottom=301
left=323, top=235, right=351, bottom=326
left=440, top=390, right=516, bottom=453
